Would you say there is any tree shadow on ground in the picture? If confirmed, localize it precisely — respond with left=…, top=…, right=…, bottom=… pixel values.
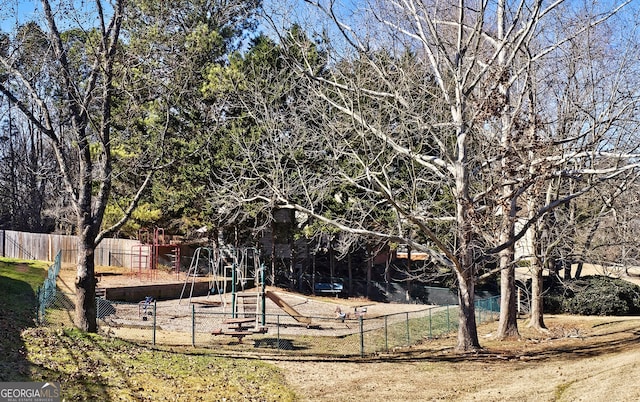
left=374, top=321, right=640, bottom=364
left=0, top=275, right=36, bottom=381
left=251, top=319, right=640, bottom=365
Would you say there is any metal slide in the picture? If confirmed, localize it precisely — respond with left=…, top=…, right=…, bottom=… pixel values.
left=265, top=291, right=312, bottom=325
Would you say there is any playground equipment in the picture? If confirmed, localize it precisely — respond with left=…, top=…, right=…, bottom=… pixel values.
left=132, top=228, right=181, bottom=280
left=138, top=296, right=154, bottom=320
left=178, top=246, right=265, bottom=317
left=222, top=247, right=314, bottom=326
left=265, top=291, right=312, bottom=326
left=181, top=246, right=314, bottom=339
left=230, top=253, right=314, bottom=326
left=228, top=248, right=263, bottom=320
left=179, top=247, right=218, bottom=305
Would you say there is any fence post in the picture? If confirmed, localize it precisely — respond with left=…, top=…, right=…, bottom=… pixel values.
left=231, top=262, right=237, bottom=319
left=446, top=305, right=450, bottom=332
left=277, top=315, right=281, bottom=350
left=153, top=300, right=157, bottom=346
left=384, top=315, right=388, bottom=352
left=260, top=264, right=266, bottom=327
left=405, top=312, right=410, bottom=345
left=359, top=316, right=364, bottom=358
left=428, top=308, right=432, bottom=338
left=191, top=304, right=195, bottom=347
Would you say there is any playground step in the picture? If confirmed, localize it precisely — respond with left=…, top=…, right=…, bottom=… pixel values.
left=236, top=292, right=260, bottom=298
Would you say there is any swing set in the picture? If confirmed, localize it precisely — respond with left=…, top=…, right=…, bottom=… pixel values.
left=178, top=246, right=265, bottom=321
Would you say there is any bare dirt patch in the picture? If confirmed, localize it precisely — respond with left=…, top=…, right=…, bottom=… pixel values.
left=58, top=264, right=640, bottom=400
left=14, top=263, right=30, bottom=273
left=62, top=264, right=433, bottom=335
left=56, top=264, right=437, bottom=354
left=273, top=315, right=640, bottom=401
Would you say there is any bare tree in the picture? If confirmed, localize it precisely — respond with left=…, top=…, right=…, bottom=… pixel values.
left=0, top=0, right=157, bottom=331
left=519, top=3, right=640, bottom=331
left=207, top=0, right=640, bottom=350
left=0, top=95, right=58, bottom=232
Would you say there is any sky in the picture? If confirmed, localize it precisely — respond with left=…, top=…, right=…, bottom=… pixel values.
left=0, top=0, right=40, bottom=33
left=0, top=0, right=111, bottom=34
left=2, top=0, right=638, bottom=37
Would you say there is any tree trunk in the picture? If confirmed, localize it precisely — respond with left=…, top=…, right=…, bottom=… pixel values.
left=453, top=135, right=481, bottom=350
left=300, top=242, right=309, bottom=293
left=407, top=247, right=412, bottom=303
left=329, top=240, right=335, bottom=282
left=290, top=241, right=296, bottom=291
left=528, top=202, right=547, bottom=330
left=366, top=245, right=372, bottom=299
left=75, top=236, right=98, bottom=332
left=496, top=244, right=519, bottom=339
left=575, top=261, right=584, bottom=279
left=495, top=0, right=519, bottom=340
left=270, top=225, right=276, bottom=286
left=496, top=203, right=519, bottom=339
left=456, top=269, right=480, bottom=351
left=347, top=252, right=353, bottom=297
left=528, top=258, right=546, bottom=330
left=312, top=251, right=316, bottom=296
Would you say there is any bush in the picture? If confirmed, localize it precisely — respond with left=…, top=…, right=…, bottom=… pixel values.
left=560, top=276, right=640, bottom=316
left=543, top=293, right=566, bottom=314
left=527, top=276, right=567, bottom=314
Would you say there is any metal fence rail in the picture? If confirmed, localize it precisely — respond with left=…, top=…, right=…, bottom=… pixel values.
left=36, top=250, right=62, bottom=324
left=37, top=274, right=500, bottom=357
left=89, top=295, right=499, bottom=357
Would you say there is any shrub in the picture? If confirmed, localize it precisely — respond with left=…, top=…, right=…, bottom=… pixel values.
left=543, top=293, right=566, bottom=314
left=561, top=276, right=640, bottom=316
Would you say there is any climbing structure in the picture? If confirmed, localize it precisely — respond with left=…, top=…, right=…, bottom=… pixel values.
left=132, top=227, right=181, bottom=281
left=226, top=247, right=263, bottom=321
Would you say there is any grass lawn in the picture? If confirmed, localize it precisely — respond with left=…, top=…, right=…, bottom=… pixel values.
left=0, top=257, right=296, bottom=401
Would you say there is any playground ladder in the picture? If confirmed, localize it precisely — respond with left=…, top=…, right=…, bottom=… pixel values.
left=235, top=292, right=259, bottom=319
left=170, top=247, right=181, bottom=278
left=131, top=244, right=153, bottom=280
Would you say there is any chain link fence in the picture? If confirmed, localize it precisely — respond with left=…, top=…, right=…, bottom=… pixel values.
left=39, top=293, right=499, bottom=357
left=35, top=256, right=500, bottom=357
left=90, top=295, right=499, bottom=357
left=36, top=251, right=64, bottom=324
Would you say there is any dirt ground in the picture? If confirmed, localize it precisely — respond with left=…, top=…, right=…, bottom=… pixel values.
left=56, top=264, right=640, bottom=401
left=273, top=315, right=640, bottom=401
left=58, top=266, right=436, bottom=319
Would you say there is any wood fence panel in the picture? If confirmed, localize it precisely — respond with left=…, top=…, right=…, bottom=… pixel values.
left=48, top=233, right=78, bottom=264
left=4, top=230, right=48, bottom=260
left=96, top=238, right=142, bottom=268
left=2, top=230, right=141, bottom=267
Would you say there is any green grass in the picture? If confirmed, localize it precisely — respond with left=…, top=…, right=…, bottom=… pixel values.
left=24, top=327, right=295, bottom=401
left=0, top=257, right=296, bottom=401
left=0, top=257, right=49, bottom=320
left=0, top=257, right=48, bottom=381
left=359, top=308, right=460, bottom=353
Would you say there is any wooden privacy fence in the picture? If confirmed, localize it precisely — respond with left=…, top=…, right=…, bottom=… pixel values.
left=0, top=229, right=142, bottom=266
